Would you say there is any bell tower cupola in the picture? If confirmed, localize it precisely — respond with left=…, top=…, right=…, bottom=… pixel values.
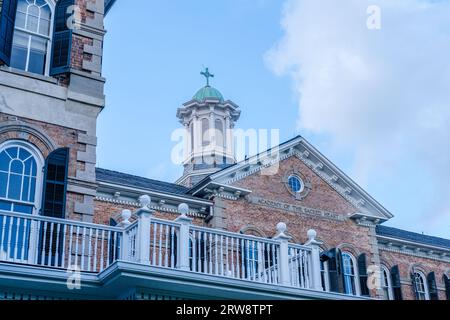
left=176, top=68, right=241, bottom=187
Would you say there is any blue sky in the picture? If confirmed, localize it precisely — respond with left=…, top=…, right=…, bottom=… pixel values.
left=99, top=0, right=450, bottom=238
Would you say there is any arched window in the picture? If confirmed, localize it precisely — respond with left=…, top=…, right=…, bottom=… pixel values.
left=413, top=271, right=429, bottom=300
left=201, top=118, right=210, bottom=147
left=10, top=0, right=54, bottom=75
left=215, top=119, right=224, bottom=149
left=0, top=142, right=43, bottom=214
left=342, top=252, right=360, bottom=295
left=381, top=265, right=394, bottom=300
left=444, top=274, right=450, bottom=300
left=189, top=122, right=194, bottom=153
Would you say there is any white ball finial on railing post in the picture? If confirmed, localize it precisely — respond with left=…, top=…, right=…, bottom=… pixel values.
left=307, top=229, right=317, bottom=242
left=178, top=203, right=189, bottom=218
left=138, top=195, right=151, bottom=209
left=276, top=222, right=287, bottom=237
left=121, top=209, right=132, bottom=226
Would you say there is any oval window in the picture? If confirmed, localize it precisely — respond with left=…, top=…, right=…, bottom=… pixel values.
left=288, top=175, right=304, bottom=193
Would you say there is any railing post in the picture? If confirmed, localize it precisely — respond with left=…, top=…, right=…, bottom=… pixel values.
left=175, top=203, right=193, bottom=271
left=305, top=229, right=323, bottom=291
left=118, top=209, right=132, bottom=261
left=273, top=222, right=292, bottom=286
left=135, top=195, right=154, bottom=265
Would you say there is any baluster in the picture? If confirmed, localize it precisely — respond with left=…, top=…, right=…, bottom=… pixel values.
left=99, top=230, right=105, bottom=271
left=54, top=223, right=61, bottom=267
left=68, top=225, right=73, bottom=267
left=6, top=217, right=14, bottom=261
left=240, top=238, right=245, bottom=279
left=158, top=224, right=163, bottom=266
left=41, top=222, right=49, bottom=266
left=152, top=222, right=157, bottom=265
left=13, top=218, right=21, bottom=261
left=213, top=234, right=217, bottom=275
left=74, top=226, right=80, bottom=268
left=81, top=227, right=87, bottom=270
left=208, top=233, right=212, bottom=274
left=225, top=236, right=229, bottom=277
left=0, top=216, right=6, bottom=260
left=87, top=228, right=92, bottom=271
left=47, top=222, right=54, bottom=266
left=260, top=242, right=266, bottom=283
left=106, top=230, right=111, bottom=268
left=231, top=237, right=236, bottom=278
left=219, top=235, right=223, bottom=276
left=92, top=228, right=98, bottom=272
left=300, top=250, right=305, bottom=287
left=61, top=224, right=67, bottom=269
left=20, top=218, right=29, bottom=262
left=272, top=243, right=278, bottom=284
left=170, top=226, right=175, bottom=268
left=164, top=224, right=169, bottom=267
left=267, top=243, right=273, bottom=284
left=196, top=230, right=200, bottom=272
left=203, top=232, right=207, bottom=273
left=192, top=230, right=196, bottom=272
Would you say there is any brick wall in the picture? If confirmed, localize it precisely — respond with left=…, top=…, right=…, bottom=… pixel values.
left=93, top=200, right=206, bottom=227
left=0, top=113, right=91, bottom=219
left=380, top=250, right=449, bottom=300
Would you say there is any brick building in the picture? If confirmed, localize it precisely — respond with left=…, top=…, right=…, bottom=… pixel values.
left=0, top=0, right=448, bottom=300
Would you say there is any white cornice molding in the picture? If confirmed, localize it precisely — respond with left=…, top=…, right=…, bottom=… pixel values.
left=379, top=245, right=450, bottom=263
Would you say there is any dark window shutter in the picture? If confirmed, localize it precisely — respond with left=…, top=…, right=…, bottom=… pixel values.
left=0, top=0, right=18, bottom=65
left=327, top=248, right=344, bottom=293
left=427, top=272, right=439, bottom=300
left=444, top=275, right=450, bottom=300
left=357, top=253, right=370, bottom=296
left=50, top=0, right=74, bottom=75
left=390, top=265, right=403, bottom=300
left=41, top=148, right=69, bottom=219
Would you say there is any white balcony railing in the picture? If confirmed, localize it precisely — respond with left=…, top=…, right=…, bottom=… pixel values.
left=0, top=198, right=324, bottom=293
left=0, top=210, right=123, bottom=272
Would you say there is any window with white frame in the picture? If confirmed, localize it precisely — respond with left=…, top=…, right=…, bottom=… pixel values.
left=0, top=142, right=43, bottom=214
left=413, top=271, right=429, bottom=300
left=10, top=0, right=54, bottom=75
left=342, top=252, right=359, bottom=295
left=381, top=265, right=394, bottom=300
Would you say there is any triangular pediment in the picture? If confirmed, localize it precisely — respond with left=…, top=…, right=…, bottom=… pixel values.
left=189, top=135, right=393, bottom=222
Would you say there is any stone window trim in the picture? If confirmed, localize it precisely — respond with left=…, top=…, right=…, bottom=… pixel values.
left=380, top=265, right=394, bottom=300
left=412, top=270, right=430, bottom=300
left=337, top=243, right=361, bottom=258
left=239, top=225, right=267, bottom=238
left=407, top=263, right=429, bottom=277
left=282, top=169, right=311, bottom=201
left=0, top=139, right=45, bottom=215
left=11, top=0, right=57, bottom=76
left=0, top=121, right=58, bottom=157
left=341, top=251, right=362, bottom=296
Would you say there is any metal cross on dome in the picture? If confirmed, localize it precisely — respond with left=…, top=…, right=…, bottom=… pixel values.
left=201, top=67, right=214, bottom=86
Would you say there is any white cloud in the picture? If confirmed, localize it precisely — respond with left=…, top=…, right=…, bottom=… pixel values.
left=266, top=0, right=450, bottom=231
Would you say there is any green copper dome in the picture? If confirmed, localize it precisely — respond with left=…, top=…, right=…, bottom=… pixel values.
left=193, top=86, right=224, bottom=102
